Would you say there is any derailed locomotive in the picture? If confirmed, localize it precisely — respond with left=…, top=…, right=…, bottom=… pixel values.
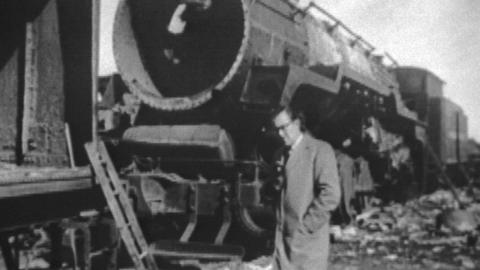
left=101, top=0, right=471, bottom=233
left=0, top=0, right=474, bottom=266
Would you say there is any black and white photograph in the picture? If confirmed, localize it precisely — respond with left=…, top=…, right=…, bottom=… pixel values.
left=1, top=0, right=479, bottom=269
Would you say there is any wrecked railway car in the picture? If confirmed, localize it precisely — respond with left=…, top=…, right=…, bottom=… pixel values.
left=0, top=0, right=474, bottom=268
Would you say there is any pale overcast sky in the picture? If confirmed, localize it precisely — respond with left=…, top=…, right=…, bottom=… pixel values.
left=99, top=0, right=480, bottom=141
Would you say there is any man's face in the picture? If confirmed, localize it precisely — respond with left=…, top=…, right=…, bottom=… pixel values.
left=273, top=110, right=302, bottom=146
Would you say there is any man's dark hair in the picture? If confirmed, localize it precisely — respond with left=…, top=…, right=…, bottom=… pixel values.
left=272, top=105, right=306, bottom=132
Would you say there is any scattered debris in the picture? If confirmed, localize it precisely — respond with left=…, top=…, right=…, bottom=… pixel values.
left=455, top=255, right=476, bottom=269
left=327, top=187, right=480, bottom=269
left=215, top=187, right=480, bottom=270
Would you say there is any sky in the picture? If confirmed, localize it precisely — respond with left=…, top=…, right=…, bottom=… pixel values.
left=99, top=0, right=480, bottom=141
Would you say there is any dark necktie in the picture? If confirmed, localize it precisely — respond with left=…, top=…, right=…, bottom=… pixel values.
left=283, top=146, right=291, bottom=165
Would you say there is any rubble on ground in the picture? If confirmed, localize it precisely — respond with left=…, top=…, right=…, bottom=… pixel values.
left=328, top=187, right=480, bottom=269
left=202, top=187, right=480, bottom=270
left=5, top=188, right=480, bottom=269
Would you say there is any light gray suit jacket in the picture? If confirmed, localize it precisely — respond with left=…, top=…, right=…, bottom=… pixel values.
left=274, top=133, right=340, bottom=270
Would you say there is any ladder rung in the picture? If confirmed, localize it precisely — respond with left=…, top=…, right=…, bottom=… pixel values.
left=120, top=223, right=132, bottom=229
left=139, top=251, right=148, bottom=259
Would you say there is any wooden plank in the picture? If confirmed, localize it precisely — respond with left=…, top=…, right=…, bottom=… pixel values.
left=22, top=21, right=39, bottom=155
left=0, top=178, right=93, bottom=198
left=21, top=0, right=69, bottom=166
left=0, top=167, right=91, bottom=184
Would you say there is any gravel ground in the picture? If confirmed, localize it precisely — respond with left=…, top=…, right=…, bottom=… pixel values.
left=1, top=236, right=478, bottom=270
left=3, top=188, right=479, bottom=270
left=329, top=240, right=479, bottom=270
left=192, top=239, right=479, bottom=270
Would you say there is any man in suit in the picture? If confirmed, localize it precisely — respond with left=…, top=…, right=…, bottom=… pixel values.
left=272, top=106, right=341, bottom=270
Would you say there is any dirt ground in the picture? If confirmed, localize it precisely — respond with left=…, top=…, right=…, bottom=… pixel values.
left=1, top=234, right=479, bottom=270
left=192, top=238, right=479, bottom=270
left=198, top=187, right=480, bottom=270
left=329, top=240, right=479, bottom=270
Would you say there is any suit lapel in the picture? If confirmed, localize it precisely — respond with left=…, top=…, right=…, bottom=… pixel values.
left=286, top=134, right=311, bottom=171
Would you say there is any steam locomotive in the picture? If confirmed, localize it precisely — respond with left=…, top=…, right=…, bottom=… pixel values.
left=0, top=0, right=475, bottom=267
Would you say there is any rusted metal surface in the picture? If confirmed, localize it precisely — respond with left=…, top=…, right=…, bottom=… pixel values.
left=22, top=0, right=68, bottom=167
left=0, top=0, right=95, bottom=167
left=0, top=0, right=99, bottom=232
left=0, top=0, right=70, bottom=167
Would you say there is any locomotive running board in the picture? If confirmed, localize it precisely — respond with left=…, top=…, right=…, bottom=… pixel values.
left=85, top=142, right=159, bottom=270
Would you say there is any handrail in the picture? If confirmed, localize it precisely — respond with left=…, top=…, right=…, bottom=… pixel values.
left=279, top=0, right=400, bottom=67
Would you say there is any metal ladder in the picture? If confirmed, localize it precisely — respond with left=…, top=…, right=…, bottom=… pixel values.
left=85, top=141, right=158, bottom=270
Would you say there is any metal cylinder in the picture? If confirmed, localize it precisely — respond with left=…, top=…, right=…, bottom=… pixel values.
left=113, top=0, right=249, bottom=111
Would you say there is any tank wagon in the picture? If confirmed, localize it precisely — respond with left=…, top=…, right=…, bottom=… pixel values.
left=0, top=0, right=475, bottom=268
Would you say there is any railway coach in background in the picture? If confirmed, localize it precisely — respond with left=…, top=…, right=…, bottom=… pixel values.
left=395, top=67, right=472, bottom=190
